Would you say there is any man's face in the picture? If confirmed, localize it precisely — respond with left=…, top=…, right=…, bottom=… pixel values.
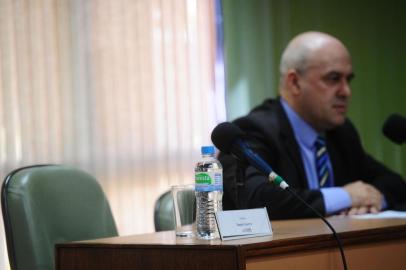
left=296, top=44, right=354, bottom=131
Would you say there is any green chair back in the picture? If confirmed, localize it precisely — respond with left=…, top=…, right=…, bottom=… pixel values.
left=154, top=190, right=175, bottom=231
left=1, top=164, right=118, bottom=270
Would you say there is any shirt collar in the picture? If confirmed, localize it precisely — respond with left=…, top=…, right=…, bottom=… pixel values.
left=280, top=97, right=318, bottom=148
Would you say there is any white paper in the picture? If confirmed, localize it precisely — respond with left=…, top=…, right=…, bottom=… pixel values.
left=350, top=210, right=406, bottom=219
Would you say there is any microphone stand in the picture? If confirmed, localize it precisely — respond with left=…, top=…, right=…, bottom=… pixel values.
left=235, top=159, right=248, bottom=209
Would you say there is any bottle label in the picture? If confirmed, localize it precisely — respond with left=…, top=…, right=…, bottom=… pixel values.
left=195, top=171, right=223, bottom=192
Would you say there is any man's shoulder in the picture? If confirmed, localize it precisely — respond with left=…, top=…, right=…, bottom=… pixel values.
left=249, top=98, right=280, bottom=116
left=233, top=98, right=285, bottom=134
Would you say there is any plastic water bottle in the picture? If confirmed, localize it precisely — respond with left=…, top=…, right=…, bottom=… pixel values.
left=195, top=145, right=223, bottom=239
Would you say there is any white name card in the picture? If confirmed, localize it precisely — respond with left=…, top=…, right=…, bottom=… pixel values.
left=215, top=208, right=273, bottom=241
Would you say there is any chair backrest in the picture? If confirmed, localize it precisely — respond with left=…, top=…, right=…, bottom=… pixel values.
left=1, top=164, right=118, bottom=270
left=153, top=190, right=175, bottom=231
left=154, top=188, right=196, bottom=232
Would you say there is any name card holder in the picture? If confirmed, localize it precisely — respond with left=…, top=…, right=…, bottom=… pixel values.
left=215, top=208, right=273, bottom=241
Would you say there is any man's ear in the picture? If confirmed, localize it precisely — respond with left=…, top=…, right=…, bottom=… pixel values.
left=286, top=69, right=301, bottom=95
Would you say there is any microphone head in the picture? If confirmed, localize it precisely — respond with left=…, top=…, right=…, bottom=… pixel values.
left=382, top=114, right=406, bottom=144
left=211, top=122, right=245, bottom=153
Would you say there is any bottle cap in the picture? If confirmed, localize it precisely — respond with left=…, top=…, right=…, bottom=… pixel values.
left=201, top=146, right=215, bottom=155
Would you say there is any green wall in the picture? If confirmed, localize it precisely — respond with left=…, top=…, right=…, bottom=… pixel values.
left=222, top=0, right=406, bottom=176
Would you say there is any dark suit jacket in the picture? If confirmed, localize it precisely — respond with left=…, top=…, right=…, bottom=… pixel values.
left=219, top=98, right=406, bottom=219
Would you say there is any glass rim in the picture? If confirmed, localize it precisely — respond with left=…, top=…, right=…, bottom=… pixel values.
left=170, top=183, right=195, bottom=189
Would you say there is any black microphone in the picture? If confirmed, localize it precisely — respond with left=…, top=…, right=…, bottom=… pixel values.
left=211, top=122, right=289, bottom=189
left=211, top=122, right=348, bottom=270
left=383, top=114, right=406, bottom=144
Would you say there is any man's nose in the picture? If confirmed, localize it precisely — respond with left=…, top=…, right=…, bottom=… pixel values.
left=338, top=81, right=352, bottom=97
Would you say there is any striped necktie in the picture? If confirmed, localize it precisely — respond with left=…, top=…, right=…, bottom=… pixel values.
left=315, top=136, right=331, bottom=187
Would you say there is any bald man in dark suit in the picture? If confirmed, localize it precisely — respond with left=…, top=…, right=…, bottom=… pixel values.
left=219, top=31, right=406, bottom=219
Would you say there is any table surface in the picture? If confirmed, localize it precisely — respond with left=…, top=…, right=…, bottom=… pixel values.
left=59, top=217, right=406, bottom=252
left=56, top=217, right=406, bottom=270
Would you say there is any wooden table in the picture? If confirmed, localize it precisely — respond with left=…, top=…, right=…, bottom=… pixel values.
left=56, top=217, right=406, bottom=270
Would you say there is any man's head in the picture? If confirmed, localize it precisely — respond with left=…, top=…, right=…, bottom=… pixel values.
left=279, top=31, right=354, bottom=132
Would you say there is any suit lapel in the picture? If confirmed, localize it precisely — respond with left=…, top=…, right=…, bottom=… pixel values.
left=275, top=100, right=308, bottom=187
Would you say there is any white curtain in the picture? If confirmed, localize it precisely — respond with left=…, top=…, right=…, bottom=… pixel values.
left=0, top=0, right=226, bottom=268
